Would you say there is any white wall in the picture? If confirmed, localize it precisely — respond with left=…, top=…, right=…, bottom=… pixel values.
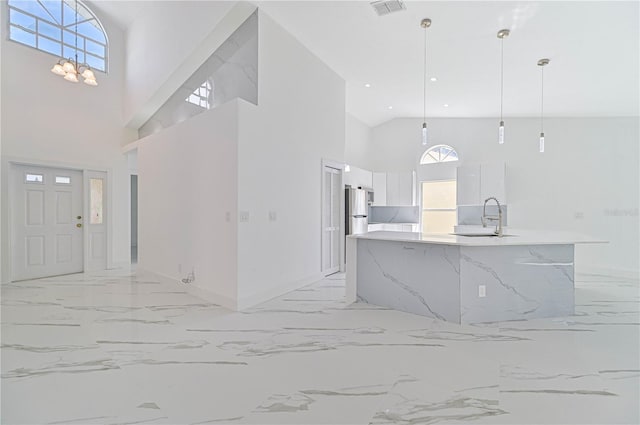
left=0, top=4, right=135, bottom=282
left=345, top=113, right=374, bottom=171
left=369, top=117, right=640, bottom=276
left=235, top=11, right=346, bottom=307
left=124, top=1, right=236, bottom=125
left=137, top=100, right=239, bottom=307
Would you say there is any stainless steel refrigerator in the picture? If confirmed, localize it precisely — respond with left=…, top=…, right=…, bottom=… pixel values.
left=345, top=187, right=368, bottom=236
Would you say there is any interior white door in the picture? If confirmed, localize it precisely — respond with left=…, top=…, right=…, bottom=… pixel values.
left=322, top=165, right=341, bottom=275
left=11, top=165, right=83, bottom=280
left=86, top=171, right=108, bottom=271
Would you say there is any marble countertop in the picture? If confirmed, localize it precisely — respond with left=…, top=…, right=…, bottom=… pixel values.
left=348, top=230, right=607, bottom=246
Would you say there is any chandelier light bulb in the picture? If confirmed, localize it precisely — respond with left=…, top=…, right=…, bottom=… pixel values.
left=84, top=78, right=98, bottom=86
left=81, top=68, right=95, bottom=80
left=62, top=60, right=76, bottom=74
left=64, top=72, right=79, bottom=83
left=51, top=63, right=66, bottom=76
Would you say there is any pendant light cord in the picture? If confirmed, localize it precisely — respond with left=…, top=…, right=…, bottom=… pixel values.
left=540, top=66, right=544, bottom=133
left=500, top=38, right=504, bottom=122
left=423, top=25, right=427, bottom=124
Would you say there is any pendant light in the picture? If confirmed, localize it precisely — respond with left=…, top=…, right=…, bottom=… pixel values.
left=50, top=0, right=98, bottom=86
left=420, top=18, right=431, bottom=146
left=537, top=58, right=550, bottom=152
left=497, top=29, right=510, bottom=144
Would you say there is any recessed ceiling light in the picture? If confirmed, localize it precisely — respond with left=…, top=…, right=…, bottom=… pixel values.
left=364, top=83, right=371, bottom=88
left=443, top=104, right=449, bottom=107
left=388, top=106, right=393, bottom=110
left=430, top=77, right=437, bottom=82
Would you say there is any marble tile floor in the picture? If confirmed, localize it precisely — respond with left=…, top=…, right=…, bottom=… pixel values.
left=1, top=268, right=638, bottom=424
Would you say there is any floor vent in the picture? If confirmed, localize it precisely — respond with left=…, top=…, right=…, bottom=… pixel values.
left=370, top=0, right=406, bottom=16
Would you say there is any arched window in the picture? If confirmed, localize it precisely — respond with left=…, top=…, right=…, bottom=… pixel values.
left=420, top=144, right=459, bottom=165
left=8, top=0, right=108, bottom=72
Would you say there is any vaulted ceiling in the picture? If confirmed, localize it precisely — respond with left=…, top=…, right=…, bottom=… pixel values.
left=90, top=1, right=640, bottom=127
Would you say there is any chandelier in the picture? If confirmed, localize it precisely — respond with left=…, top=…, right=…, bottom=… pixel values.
left=50, top=0, right=98, bottom=86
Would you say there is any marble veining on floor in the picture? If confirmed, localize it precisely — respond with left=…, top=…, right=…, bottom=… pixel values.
left=1, top=269, right=638, bottom=424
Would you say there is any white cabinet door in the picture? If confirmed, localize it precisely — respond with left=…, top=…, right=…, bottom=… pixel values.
left=11, top=165, right=83, bottom=280
left=372, top=172, right=387, bottom=206
left=386, top=172, right=414, bottom=206
left=456, top=165, right=481, bottom=206
left=480, top=162, right=506, bottom=204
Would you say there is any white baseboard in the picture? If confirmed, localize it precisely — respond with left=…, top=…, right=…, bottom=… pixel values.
left=578, top=265, right=639, bottom=280
left=237, top=272, right=326, bottom=310
left=135, top=266, right=237, bottom=310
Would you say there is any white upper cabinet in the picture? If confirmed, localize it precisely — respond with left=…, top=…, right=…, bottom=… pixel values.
left=344, top=165, right=372, bottom=189
left=386, top=171, right=414, bottom=206
left=456, top=165, right=481, bottom=206
left=480, top=162, right=506, bottom=204
left=457, top=162, right=506, bottom=205
left=372, top=172, right=387, bottom=206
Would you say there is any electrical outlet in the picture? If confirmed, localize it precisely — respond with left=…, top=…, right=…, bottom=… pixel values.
left=269, top=211, right=277, bottom=222
left=574, top=212, right=584, bottom=219
left=225, top=211, right=231, bottom=222
left=239, top=211, right=250, bottom=222
left=478, top=285, right=486, bottom=298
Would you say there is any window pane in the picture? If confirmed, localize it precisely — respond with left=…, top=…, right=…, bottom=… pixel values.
left=62, top=1, right=76, bottom=26
left=10, top=25, right=36, bottom=47
left=38, top=35, right=61, bottom=56
left=422, top=180, right=457, bottom=209
left=40, top=0, right=62, bottom=24
left=85, top=39, right=104, bottom=57
left=85, top=53, right=104, bottom=71
left=77, top=21, right=105, bottom=43
left=9, top=8, right=36, bottom=30
left=55, top=176, right=71, bottom=184
left=9, top=1, right=53, bottom=23
left=39, top=20, right=61, bottom=40
left=90, top=178, right=103, bottom=224
left=422, top=211, right=456, bottom=234
left=25, top=173, right=44, bottom=183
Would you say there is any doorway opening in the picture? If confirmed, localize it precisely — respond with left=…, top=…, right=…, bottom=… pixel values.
left=131, top=174, right=138, bottom=264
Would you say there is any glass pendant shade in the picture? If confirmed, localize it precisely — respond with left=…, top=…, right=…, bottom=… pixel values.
left=539, top=132, right=545, bottom=153
left=84, top=78, right=98, bottom=86
left=51, top=63, right=66, bottom=76
left=62, top=60, right=76, bottom=74
left=64, top=72, right=79, bottom=83
left=422, top=122, right=428, bottom=146
left=81, top=68, right=95, bottom=80
left=498, top=121, right=505, bottom=144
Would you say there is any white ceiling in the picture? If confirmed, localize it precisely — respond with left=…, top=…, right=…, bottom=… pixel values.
left=89, top=1, right=640, bottom=127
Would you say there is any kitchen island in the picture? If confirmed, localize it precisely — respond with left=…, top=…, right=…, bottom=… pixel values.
left=346, top=230, right=605, bottom=324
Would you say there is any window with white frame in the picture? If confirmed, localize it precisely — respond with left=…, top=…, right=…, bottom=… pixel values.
left=8, top=0, right=108, bottom=72
left=186, top=80, right=213, bottom=109
left=420, top=144, right=459, bottom=165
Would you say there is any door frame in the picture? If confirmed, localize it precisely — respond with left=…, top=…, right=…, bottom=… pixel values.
left=321, top=158, right=346, bottom=275
left=4, top=157, right=113, bottom=281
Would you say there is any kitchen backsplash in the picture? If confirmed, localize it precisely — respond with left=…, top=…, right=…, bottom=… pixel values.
left=369, top=206, right=420, bottom=224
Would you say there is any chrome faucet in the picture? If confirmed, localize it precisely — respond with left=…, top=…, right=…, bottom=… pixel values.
left=481, top=197, right=503, bottom=237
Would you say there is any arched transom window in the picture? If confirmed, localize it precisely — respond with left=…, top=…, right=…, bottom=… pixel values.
left=420, top=144, right=459, bottom=165
left=8, top=0, right=108, bottom=72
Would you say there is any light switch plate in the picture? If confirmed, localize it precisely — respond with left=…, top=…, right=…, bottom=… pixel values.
left=478, top=285, right=486, bottom=298
left=239, top=211, right=250, bottom=222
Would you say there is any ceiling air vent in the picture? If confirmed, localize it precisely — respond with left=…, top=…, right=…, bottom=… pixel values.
left=370, top=0, right=406, bottom=16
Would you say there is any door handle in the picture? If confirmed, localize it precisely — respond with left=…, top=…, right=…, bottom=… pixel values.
left=76, top=223, right=82, bottom=228
left=77, top=215, right=82, bottom=219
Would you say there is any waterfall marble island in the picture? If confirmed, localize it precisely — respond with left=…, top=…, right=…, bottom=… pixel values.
left=346, top=231, right=605, bottom=324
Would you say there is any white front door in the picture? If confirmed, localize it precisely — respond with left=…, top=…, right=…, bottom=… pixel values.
left=322, top=165, right=342, bottom=275
left=11, top=165, right=84, bottom=280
